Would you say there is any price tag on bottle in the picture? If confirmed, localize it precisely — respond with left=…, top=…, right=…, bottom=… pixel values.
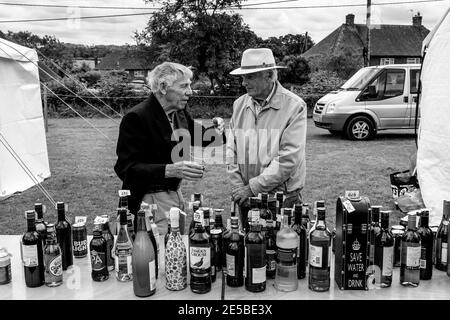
left=118, top=190, right=131, bottom=197
left=345, top=190, right=360, bottom=200
left=75, top=216, right=87, bottom=225
left=342, top=199, right=356, bottom=213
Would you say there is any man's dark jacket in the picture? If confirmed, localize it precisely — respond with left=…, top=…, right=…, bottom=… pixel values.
left=114, top=93, right=224, bottom=215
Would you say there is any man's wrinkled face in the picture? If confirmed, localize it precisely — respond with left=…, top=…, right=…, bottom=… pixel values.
left=241, top=71, right=272, bottom=100
left=165, top=75, right=193, bottom=110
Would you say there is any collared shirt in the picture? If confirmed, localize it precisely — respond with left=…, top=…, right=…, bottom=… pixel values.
left=251, top=81, right=278, bottom=116
left=227, top=81, right=307, bottom=196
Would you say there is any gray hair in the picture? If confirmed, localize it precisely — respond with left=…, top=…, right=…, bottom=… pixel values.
left=147, top=62, right=193, bottom=93
left=267, top=69, right=278, bottom=81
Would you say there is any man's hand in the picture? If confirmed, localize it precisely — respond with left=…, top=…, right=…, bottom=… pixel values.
left=231, top=185, right=254, bottom=206
left=165, top=161, right=204, bottom=180
left=213, top=117, right=225, bottom=135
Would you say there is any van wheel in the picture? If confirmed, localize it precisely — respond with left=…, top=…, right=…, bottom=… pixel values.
left=345, top=116, right=375, bottom=140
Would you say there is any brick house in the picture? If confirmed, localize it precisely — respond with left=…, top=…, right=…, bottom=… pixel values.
left=303, top=13, right=430, bottom=66
left=95, top=52, right=151, bottom=82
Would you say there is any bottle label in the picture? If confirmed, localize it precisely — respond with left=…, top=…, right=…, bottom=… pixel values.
left=420, top=247, right=427, bottom=269
left=309, top=245, right=323, bottom=268
left=22, top=244, right=39, bottom=267
left=250, top=210, right=260, bottom=224
left=189, top=246, right=210, bottom=269
left=49, top=254, right=62, bottom=276
left=442, top=243, right=448, bottom=263
left=382, top=246, right=393, bottom=276
left=277, top=247, right=297, bottom=263
left=193, top=211, right=203, bottom=224
left=118, top=190, right=131, bottom=197
left=251, top=266, right=266, bottom=284
left=90, top=250, right=106, bottom=271
left=226, top=254, right=236, bottom=277
left=406, top=246, right=421, bottom=267
left=149, top=260, right=156, bottom=291
left=116, top=254, right=132, bottom=275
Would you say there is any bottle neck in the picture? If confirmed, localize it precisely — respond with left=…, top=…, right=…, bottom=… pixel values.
left=136, top=214, right=146, bottom=232
left=57, top=209, right=65, bottom=222
left=27, top=218, right=36, bottom=232
left=380, top=218, right=389, bottom=229
left=420, top=216, right=429, bottom=228
left=35, top=208, right=43, bottom=220
left=408, top=217, right=416, bottom=230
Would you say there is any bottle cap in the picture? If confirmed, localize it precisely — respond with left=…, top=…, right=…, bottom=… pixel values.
left=56, top=202, right=65, bottom=210
left=25, top=210, right=36, bottom=220
left=170, top=208, right=180, bottom=228
left=46, top=223, right=55, bottom=233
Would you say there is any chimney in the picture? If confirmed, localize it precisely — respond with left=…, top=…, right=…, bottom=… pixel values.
left=346, top=14, right=355, bottom=26
left=413, top=12, right=422, bottom=27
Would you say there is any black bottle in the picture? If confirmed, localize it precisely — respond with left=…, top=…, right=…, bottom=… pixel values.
left=22, top=210, right=45, bottom=287
left=265, top=219, right=277, bottom=279
left=189, top=210, right=211, bottom=294
left=436, top=200, right=450, bottom=271
left=292, top=204, right=307, bottom=279
left=225, top=217, right=245, bottom=287
left=245, top=222, right=266, bottom=292
left=34, top=203, right=47, bottom=247
left=55, top=202, right=73, bottom=270
left=90, top=224, right=109, bottom=282
left=418, top=210, right=433, bottom=280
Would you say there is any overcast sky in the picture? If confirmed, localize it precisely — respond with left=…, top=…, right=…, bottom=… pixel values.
left=0, top=0, right=449, bottom=46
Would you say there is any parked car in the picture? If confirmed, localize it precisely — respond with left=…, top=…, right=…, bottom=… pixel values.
left=313, top=64, right=421, bottom=140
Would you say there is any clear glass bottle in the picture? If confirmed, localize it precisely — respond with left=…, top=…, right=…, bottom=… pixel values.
left=275, top=211, right=299, bottom=292
left=43, top=224, right=63, bottom=287
left=436, top=200, right=449, bottom=271
left=165, top=208, right=187, bottom=291
left=90, top=223, right=109, bottom=282
left=308, top=207, right=331, bottom=292
left=132, top=209, right=156, bottom=297
left=114, top=208, right=133, bottom=282
left=417, top=210, right=433, bottom=280
left=275, top=192, right=284, bottom=233
left=292, top=204, right=307, bottom=279
left=226, top=216, right=245, bottom=287
left=245, top=222, right=266, bottom=292
left=189, top=210, right=211, bottom=294
left=374, top=210, right=394, bottom=287
left=55, top=202, right=73, bottom=270
left=400, top=213, right=421, bottom=287
left=22, top=210, right=45, bottom=287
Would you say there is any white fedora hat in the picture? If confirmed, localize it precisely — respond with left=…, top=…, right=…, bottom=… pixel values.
left=230, top=48, right=286, bottom=75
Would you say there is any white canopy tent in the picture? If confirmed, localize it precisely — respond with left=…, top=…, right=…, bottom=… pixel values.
left=417, top=7, right=450, bottom=226
left=0, top=38, right=50, bottom=200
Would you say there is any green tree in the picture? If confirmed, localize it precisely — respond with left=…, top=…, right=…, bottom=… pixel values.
left=279, top=55, right=310, bottom=85
left=135, top=0, right=260, bottom=93
left=259, top=33, right=314, bottom=61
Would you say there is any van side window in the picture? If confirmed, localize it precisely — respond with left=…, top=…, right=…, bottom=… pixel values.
left=410, top=69, right=420, bottom=94
left=364, top=69, right=405, bottom=100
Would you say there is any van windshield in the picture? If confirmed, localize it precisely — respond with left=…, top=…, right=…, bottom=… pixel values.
left=340, top=68, right=380, bottom=90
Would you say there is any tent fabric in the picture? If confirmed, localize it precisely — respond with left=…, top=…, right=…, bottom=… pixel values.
left=416, top=7, right=450, bottom=227
left=0, top=38, right=50, bottom=200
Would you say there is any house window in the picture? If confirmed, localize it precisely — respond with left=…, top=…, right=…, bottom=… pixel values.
left=380, top=58, right=395, bottom=65
left=134, top=70, right=145, bottom=78
left=407, top=58, right=421, bottom=64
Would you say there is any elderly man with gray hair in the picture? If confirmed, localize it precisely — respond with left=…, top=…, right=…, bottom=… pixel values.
left=115, top=62, right=225, bottom=235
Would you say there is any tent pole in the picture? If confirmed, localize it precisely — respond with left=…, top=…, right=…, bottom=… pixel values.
left=43, top=85, right=48, bottom=133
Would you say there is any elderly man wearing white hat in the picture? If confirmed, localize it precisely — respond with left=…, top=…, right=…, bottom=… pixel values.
left=227, top=48, right=307, bottom=228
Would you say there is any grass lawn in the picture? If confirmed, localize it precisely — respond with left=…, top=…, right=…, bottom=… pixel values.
left=0, top=117, right=416, bottom=235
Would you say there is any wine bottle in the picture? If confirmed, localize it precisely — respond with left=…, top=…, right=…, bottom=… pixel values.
left=369, top=205, right=382, bottom=268
left=245, top=222, right=266, bottom=292
left=165, top=208, right=187, bottom=291
left=55, top=202, right=73, bottom=270
left=417, top=210, right=433, bottom=280
left=275, top=192, right=284, bottom=232
left=189, top=210, right=211, bottom=294
left=211, top=210, right=224, bottom=274
left=436, top=200, right=449, bottom=271
left=132, top=209, right=156, bottom=297
left=21, top=210, right=45, bottom=287
left=43, top=224, right=63, bottom=287
left=374, top=210, right=394, bottom=287
left=90, top=223, right=109, bottom=282
left=265, top=219, right=277, bottom=279
left=34, top=203, right=47, bottom=247
left=189, top=201, right=201, bottom=237
left=308, top=207, right=331, bottom=292
left=400, top=213, right=421, bottom=287
left=259, top=193, right=272, bottom=233
left=115, top=208, right=133, bottom=282
left=100, top=215, right=115, bottom=272
left=222, top=216, right=232, bottom=271
left=292, top=204, right=307, bottom=279
left=225, top=216, right=245, bottom=287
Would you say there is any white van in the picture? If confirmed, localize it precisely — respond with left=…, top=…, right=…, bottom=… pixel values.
left=313, top=64, right=421, bottom=140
